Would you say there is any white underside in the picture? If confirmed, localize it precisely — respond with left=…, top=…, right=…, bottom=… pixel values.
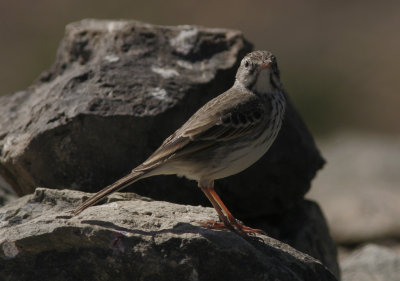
left=207, top=130, right=275, bottom=179
left=254, top=69, right=273, bottom=94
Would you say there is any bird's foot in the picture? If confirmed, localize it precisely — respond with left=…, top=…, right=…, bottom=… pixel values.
left=198, top=219, right=265, bottom=236
left=229, top=221, right=266, bottom=236
left=197, top=220, right=230, bottom=231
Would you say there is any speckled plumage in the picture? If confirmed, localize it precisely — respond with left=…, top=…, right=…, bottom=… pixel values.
left=73, top=50, right=286, bottom=234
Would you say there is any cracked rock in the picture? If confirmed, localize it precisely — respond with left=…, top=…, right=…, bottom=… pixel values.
left=0, top=19, right=324, bottom=219
left=0, top=188, right=336, bottom=281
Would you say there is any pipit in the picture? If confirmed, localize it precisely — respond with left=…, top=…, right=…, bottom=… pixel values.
left=73, top=50, right=286, bottom=235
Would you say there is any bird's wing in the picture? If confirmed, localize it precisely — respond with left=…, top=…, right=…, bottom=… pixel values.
left=138, top=88, right=268, bottom=170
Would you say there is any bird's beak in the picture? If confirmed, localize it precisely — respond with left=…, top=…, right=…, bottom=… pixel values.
left=259, top=59, right=272, bottom=70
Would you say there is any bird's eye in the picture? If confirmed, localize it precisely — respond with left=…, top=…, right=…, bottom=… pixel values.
left=244, top=60, right=249, bottom=68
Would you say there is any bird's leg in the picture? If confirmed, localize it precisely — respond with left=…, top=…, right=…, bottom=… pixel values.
left=207, top=189, right=236, bottom=224
left=206, top=187, right=266, bottom=235
left=198, top=185, right=231, bottom=230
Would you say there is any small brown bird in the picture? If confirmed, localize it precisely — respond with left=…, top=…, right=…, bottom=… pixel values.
left=73, top=50, right=286, bottom=234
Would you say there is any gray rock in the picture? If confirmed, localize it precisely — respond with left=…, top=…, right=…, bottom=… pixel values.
left=0, top=19, right=252, bottom=196
left=0, top=176, right=16, bottom=207
left=0, top=19, right=324, bottom=218
left=308, top=134, right=400, bottom=245
left=254, top=200, right=340, bottom=279
left=341, top=244, right=400, bottom=281
left=0, top=188, right=336, bottom=281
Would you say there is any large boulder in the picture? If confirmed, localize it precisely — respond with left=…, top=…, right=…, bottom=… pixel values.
left=0, top=19, right=324, bottom=218
left=0, top=188, right=337, bottom=281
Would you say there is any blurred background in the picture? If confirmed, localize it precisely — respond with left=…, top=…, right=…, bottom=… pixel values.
left=1, top=0, right=399, bottom=264
left=1, top=0, right=400, bottom=135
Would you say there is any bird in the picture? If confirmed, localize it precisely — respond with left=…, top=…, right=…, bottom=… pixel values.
left=73, top=50, right=286, bottom=235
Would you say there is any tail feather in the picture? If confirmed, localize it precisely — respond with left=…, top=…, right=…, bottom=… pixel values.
left=72, top=170, right=146, bottom=216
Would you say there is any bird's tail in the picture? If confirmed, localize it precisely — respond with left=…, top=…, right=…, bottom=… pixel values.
left=72, top=170, right=148, bottom=216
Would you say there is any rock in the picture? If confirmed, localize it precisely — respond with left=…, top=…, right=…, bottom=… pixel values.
left=254, top=200, right=340, bottom=279
left=308, top=134, right=400, bottom=245
left=0, top=19, right=323, bottom=218
left=0, top=19, right=252, bottom=197
left=0, top=188, right=336, bottom=281
left=341, top=244, right=400, bottom=281
left=0, top=176, right=16, bottom=207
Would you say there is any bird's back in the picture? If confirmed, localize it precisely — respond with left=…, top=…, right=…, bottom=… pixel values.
left=140, top=86, right=284, bottom=184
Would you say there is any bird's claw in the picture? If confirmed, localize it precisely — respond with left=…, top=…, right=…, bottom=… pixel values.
left=197, top=220, right=230, bottom=230
left=197, top=219, right=266, bottom=236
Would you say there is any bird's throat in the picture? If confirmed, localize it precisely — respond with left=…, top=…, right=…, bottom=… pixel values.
left=252, top=71, right=273, bottom=95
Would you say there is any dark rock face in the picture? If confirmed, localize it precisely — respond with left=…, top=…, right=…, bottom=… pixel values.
left=0, top=19, right=324, bottom=218
left=0, top=19, right=252, bottom=197
left=254, top=200, right=340, bottom=278
left=0, top=188, right=337, bottom=281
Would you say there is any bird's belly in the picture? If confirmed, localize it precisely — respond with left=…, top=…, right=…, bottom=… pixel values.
left=208, top=136, right=274, bottom=180
left=163, top=129, right=278, bottom=184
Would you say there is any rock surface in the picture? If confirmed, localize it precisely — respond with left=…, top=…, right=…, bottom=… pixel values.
left=254, top=200, right=340, bottom=278
left=341, top=244, right=400, bottom=281
left=0, top=19, right=252, bottom=197
left=0, top=176, right=16, bottom=207
left=0, top=188, right=336, bottom=281
left=0, top=19, right=324, bottom=218
left=308, top=134, right=400, bottom=245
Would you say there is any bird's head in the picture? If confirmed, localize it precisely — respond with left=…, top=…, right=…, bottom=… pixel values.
left=235, top=50, right=281, bottom=93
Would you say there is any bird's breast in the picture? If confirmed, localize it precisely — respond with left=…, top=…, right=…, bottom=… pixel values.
left=159, top=91, right=286, bottom=185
